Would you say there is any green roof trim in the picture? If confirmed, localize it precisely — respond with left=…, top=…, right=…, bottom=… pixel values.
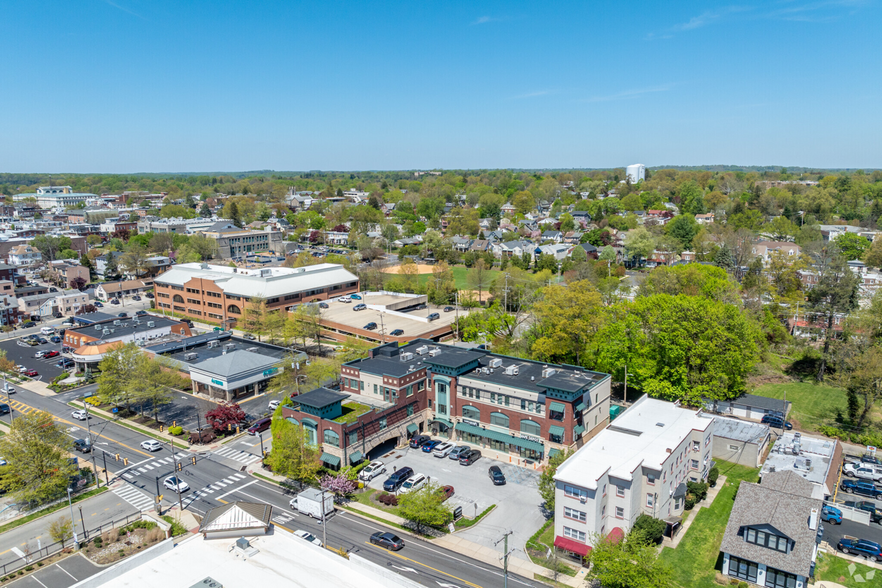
left=286, top=417, right=300, bottom=426
left=455, top=422, right=544, bottom=452
left=301, top=417, right=318, bottom=428
left=575, top=402, right=586, bottom=412
left=320, top=453, right=341, bottom=467
left=549, top=401, right=566, bottom=413
left=574, top=424, right=585, bottom=436
left=548, top=425, right=566, bottom=437
left=548, top=448, right=562, bottom=458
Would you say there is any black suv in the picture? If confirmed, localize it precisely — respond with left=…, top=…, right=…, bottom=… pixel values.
left=489, top=465, right=506, bottom=485
left=364, top=322, right=378, bottom=330
left=73, top=439, right=92, bottom=453
left=383, top=467, right=415, bottom=492
left=409, top=435, right=430, bottom=449
left=460, top=449, right=481, bottom=466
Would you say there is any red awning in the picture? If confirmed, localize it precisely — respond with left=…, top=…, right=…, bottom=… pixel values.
left=607, top=527, right=625, bottom=544
left=554, top=536, right=591, bottom=557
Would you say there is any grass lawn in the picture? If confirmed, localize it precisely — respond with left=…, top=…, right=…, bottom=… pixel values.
left=658, top=461, right=761, bottom=588
left=333, top=401, right=373, bottom=424
left=411, top=266, right=502, bottom=290
left=815, top=551, right=882, bottom=587
left=753, top=381, right=849, bottom=432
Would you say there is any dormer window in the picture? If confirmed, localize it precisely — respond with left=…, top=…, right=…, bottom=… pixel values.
left=745, top=527, right=789, bottom=553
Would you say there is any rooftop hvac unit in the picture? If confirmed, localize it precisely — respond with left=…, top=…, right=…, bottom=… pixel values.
left=247, top=347, right=258, bottom=352
left=542, top=367, right=557, bottom=379
left=113, top=320, right=121, bottom=325
left=224, top=343, right=235, bottom=349
left=190, top=577, right=223, bottom=588
left=400, top=352, right=414, bottom=362
left=428, top=348, right=441, bottom=357
left=184, top=352, right=198, bottom=360
left=416, top=345, right=429, bottom=355
left=207, top=340, right=219, bottom=348
left=504, top=365, right=519, bottom=376
left=147, top=321, right=155, bottom=327
left=94, top=325, right=102, bottom=331
left=102, top=328, right=110, bottom=335
left=489, top=358, right=503, bottom=368
left=408, top=365, right=415, bottom=371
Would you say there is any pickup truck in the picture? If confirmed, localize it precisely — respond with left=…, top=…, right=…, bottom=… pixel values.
left=838, top=536, right=882, bottom=561
left=821, top=505, right=843, bottom=525
left=840, top=479, right=882, bottom=500
left=844, top=462, right=882, bottom=481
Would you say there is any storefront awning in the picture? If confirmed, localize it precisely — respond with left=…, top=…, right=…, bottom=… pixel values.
left=575, top=402, right=586, bottom=412
left=406, top=423, right=419, bottom=435
left=548, top=448, right=562, bottom=459
left=548, top=425, right=566, bottom=437
left=431, top=417, right=453, bottom=429
left=549, top=402, right=566, bottom=413
left=320, top=453, right=340, bottom=467
left=455, top=422, right=544, bottom=452
left=673, top=482, right=688, bottom=499
left=554, top=536, right=591, bottom=557
left=349, top=451, right=363, bottom=464
left=574, top=424, right=585, bottom=436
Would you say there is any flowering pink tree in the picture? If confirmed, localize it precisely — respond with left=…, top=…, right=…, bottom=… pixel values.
left=320, top=473, right=357, bottom=499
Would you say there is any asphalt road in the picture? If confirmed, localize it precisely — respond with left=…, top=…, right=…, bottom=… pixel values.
left=1, top=387, right=542, bottom=588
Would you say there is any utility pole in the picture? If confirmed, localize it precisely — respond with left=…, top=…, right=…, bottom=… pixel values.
left=81, top=397, right=99, bottom=487
left=503, top=273, right=509, bottom=311
left=170, top=440, right=183, bottom=512
left=320, top=489, right=328, bottom=548
left=495, top=530, right=514, bottom=588
left=623, top=364, right=628, bottom=404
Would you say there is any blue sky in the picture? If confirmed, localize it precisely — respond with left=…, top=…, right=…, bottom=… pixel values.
left=2, top=1, right=880, bottom=172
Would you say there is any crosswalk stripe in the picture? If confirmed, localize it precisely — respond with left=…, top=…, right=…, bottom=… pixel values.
left=232, top=473, right=246, bottom=480
left=112, top=485, right=154, bottom=511
left=151, top=462, right=161, bottom=467
left=138, top=467, right=147, bottom=473
left=216, top=481, right=227, bottom=487
left=143, top=464, right=153, bottom=470
left=123, top=473, right=134, bottom=479
left=210, top=485, right=221, bottom=490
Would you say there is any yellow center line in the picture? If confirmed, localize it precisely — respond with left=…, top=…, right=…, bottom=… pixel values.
left=363, top=541, right=482, bottom=588
left=217, top=498, right=228, bottom=504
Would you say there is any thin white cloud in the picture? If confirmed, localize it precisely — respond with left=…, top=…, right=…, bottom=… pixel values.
left=511, top=90, right=553, bottom=99
left=766, top=0, right=869, bottom=21
left=645, top=6, right=751, bottom=39
left=102, top=0, right=146, bottom=19
left=582, top=85, right=672, bottom=103
left=471, top=15, right=499, bottom=25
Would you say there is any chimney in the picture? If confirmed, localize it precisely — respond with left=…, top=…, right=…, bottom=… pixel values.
left=809, top=508, right=819, bottom=531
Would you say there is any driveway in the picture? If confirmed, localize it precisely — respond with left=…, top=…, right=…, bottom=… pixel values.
left=364, top=445, right=545, bottom=561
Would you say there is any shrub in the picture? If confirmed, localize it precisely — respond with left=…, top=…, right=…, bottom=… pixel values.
left=93, top=537, right=103, bottom=547
left=738, top=582, right=748, bottom=588
left=169, top=426, right=184, bottom=436
left=631, top=514, right=665, bottom=544
left=84, top=396, right=102, bottom=407
left=685, top=495, right=698, bottom=510
left=708, top=466, right=720, bottom=487
left=36, top=562, right=43, bottom=567
left=687, top=481, right=709, bottom=502
left=118, top=549, right=125, bottom=557
left=24, top=566, right=33, bottom=572
left=378, top=492, right=399, bottom=506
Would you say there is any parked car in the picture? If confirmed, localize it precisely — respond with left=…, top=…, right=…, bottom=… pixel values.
left=489, top=465, right=506, bottom=485
left=370, top=531, right=404, bottom=551
left=243, top=333, right=257, bottom=340
left=294, top=529, right=323, bottom=547
left=141, top=439, right=163, bottom=452
left=862, top=455, right=882, bottom=466
left=438, top=485, right=455, bottom=501
left=399, top=473, right=427, bottom=494
left=840, top=479, right=882, bottom=500
left=132, top=295, right=142, bottom=301
left=844, top=501, right=882, bottom=523
left=73, top=439, right=92, bottom=453
left=338, top=296, right=351, bottom=303
left=268, top=400, right=281, bottom=411
left=443, top=306, right=454, bottom=312
left=145, top=293, right=154, bottom=299
left=319, top=302, right=329, bottom=309
left=845, top=463, right=882, bottom=481
left=821, top=505, right=843, bottom=524
left=359, top=460, right=387, bottom=482
left=110, top=299, right=120, bottom=305
left=421, top=440, right=442, bottom=453
left=117, top=313, right=127, bottom=318
left=163, top=476, right=190, bottom=493
left=34, top=350, right=48, bottom=358
left=353, top=303, right=367, bottom=311
left=49, top=336, right=62, bottom=343
left=21, top=321, right=35, bottom=328
left=838, top=537, right=882, bottom=560
left=36, top=337, right=48, bottom=344
left=363, top=322, right=378, bottom=330
left=2, top=385, right=15, bottom=395
left=459, top=449, right=481, bottom=466
left=433, top=442, right=454, bottom=457
left=427, top=312, right=440, bottom=321
left=415, top=304, right=427, bottom=310
left=390, top=329, right=404, bottom=336
left=43, top=350, right=59, bottom=358
left=135, top=310, right=147, bottom=316
left=409, top=435, right=430, bottom=449
left=448, top=446, right=471, bottom=460
left=248, top=418, right=271, bottom=435
left=382, top=467, right=414, bottom=492
left=23, top=369, right=38, bottom=377
left=53, top=312, right=63, bottom=319
left=57, top=358, right=74, bottom=368
left=760, top=414, right=792, bottom=430
left=94, top=301, right=103, bottom=307
left=40, top=326, right=55, bottom=335
left=71, top=410, right=90, bottom=421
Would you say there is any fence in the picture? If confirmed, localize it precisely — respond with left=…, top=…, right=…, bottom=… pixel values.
left=0, top=510, right=143, bottom=578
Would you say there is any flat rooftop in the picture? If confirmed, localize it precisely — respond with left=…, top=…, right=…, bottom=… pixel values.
left=88, top=528, right=420, bottom=588
left=147, top=335, right=300, bottom=371
left=761, top=431, right=836, bottom=487
left=69, top=314, right=183, bottom=340
left=713, top=416, right=770, bottom=444
left=555, top=396, right=713, bottom=489
left=320, top=297, right=464, bottom=339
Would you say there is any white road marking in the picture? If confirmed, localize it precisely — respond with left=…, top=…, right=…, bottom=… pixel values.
left=214, top=479, right=258, bottom=501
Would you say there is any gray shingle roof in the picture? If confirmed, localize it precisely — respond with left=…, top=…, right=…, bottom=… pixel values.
left=732, top=394, right=790, bottom=414
left=719, top=470, right=821, bottom=578
left=191, top=349, right=278, bottom=378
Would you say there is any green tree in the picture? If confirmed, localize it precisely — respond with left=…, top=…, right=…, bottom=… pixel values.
left=189, top=234, right=219, bottom=259
left=119, top=243, right=150, bottom=278
left=531, top=281, right=604, bottom=365
left=512, top=191, right=536, bottom=215
left=466, top=259, right=492, bottom=304
left=678, top=180, right=705, bottom=215
left=665, top=214, right=699, bottom=251
left=624, top=228, right=656, bottom=264
left=396, top=482, right=452, bottom=534
left=538, top=448, right=573, bottom=510
left=558, top=213, right=575, bottom=232
left=632, top=514, right=666, bottom=545
left=267, top=419, right=322, bottom=486
left=31, top=235, right=72, bottom=261
left=763, top=216, right=799, bottom=241
left=638, top=264, right=738, bottom=304
left=48, top=517, right=74, bottom=548
left=0, top=411, right=78, bottom=505
left=96, top=343, right=142, bottom=408
left=587, top=531, right=673, bottom=588
left=599, top=245, right=616, bottom=262
left=241, top=297, right=268, bottom=339
left=834, top=232, right=872, bottom=261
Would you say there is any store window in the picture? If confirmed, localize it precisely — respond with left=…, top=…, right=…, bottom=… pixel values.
left=490, top=412, right=509, bottom=428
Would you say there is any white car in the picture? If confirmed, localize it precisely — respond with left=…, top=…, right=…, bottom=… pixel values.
left=16, top=365, right=26, bottom=374
left=163, top=476, right=190, bottom=493
left=141, top=439, right=163, bottom=452
left=398, top=473, right=427, bottom=494
left=294, top=529, right=323, bottom=547
left=268, top=400, right=281, bottom=411
left=433, top=442, right=454, bottom=458
left=337, top=296, right=351, bottom=303
left=358, top=460, right=386, bottom=482
left=844, top=462, right=882, bottom=481
left=2, top=385, right=15, bottom=395
left=71, top=410, right=90, bottom=421
left=35, top=350, right=47, bottom=359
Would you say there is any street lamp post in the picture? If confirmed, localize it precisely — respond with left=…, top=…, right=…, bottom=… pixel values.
left=66, top=487, right=79, bottom=546
left=80, top=396, right=100, bottom=487
left=169, top=441, right=184, bottom=512
left=258, top=431, right=266, bottom=457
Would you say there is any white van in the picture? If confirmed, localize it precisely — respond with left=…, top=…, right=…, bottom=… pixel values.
left=40, top=326, right=55, bottom=335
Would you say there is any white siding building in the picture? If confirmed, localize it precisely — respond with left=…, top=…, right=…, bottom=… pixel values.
left=552, top=396, right=714, bottom=557
left=626, top=164, right=646, bottom=184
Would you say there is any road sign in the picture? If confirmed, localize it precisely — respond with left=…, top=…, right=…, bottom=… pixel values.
left=112, top=408, right=119, bottom=414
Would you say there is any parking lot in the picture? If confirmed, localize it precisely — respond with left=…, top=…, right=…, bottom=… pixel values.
left=0, top=334, right=69, bottom=382
left=825, top=456, right=882, bottom=552
left=364, top=443, right=546, bottom=560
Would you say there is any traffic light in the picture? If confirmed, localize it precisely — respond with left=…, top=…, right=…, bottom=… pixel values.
left=190, top=456, right=196, bottom=465
left=115, top=453, right=120, bottom=461
left=159, top=425, right=163, bottom=433
left=123, top=457, right=128, bottom=466
left=155, top=495, right=163, bottom=503
left=227, top=423, right=231, bottom=431
left=173, top=420, right=177, bottom=427
left=176, top=462, right=182, bottom=471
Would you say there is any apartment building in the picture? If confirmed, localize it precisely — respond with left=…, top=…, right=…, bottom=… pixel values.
left=199, top=225, right=286, bottom=259
left=552, top=396, right=714, bottom=557
left=153, top=262, right=358, bottom=325
left=7, top=245, right=42, bottom=266
left=341, top=340, right=611, bottom=464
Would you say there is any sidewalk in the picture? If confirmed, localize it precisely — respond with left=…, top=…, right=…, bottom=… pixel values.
left=661, top=475, right=727, bottom=550
left=16, top=378, right=54, bottom=397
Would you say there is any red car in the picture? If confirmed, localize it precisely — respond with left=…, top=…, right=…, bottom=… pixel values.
left=43, top=351, right=59, bottom=358
left=24, top=369, right=38, bottom=377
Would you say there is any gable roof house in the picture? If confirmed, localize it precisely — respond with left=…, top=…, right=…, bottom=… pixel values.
left=450, top=236, right=473, bottom=252
left=469, top=239, right=491, bottom=252
left=541, top=230, right=563, bottom=243
left=720, top=470, right=822, bottom=588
